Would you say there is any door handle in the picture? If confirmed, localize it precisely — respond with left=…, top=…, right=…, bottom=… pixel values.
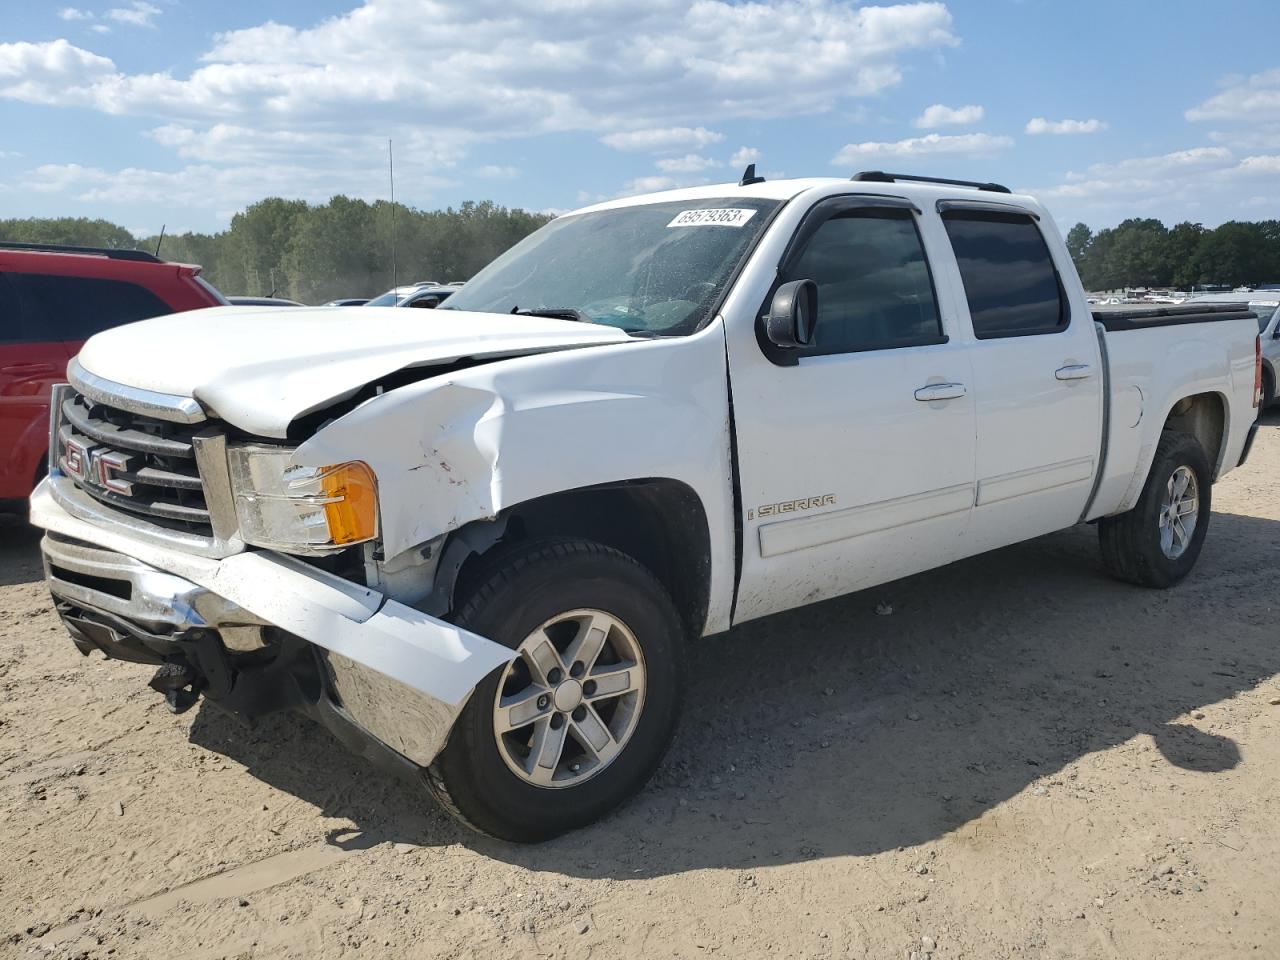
left=0, top=362, right=57, bottom=375
left=914, top=382, right=967, bottom=402
left=1055, top=363, right=1092, bottom=381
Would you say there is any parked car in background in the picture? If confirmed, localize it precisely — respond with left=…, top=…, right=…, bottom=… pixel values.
left=1189, top=292, right=1280, bottom=406
left=324, top=298, right=370, bottom=307
left=397, top=285, right=457, bottom=309
left=0, top=241, right=225, bottom=511
left=365, top=281, right=445, bottom=306
left=226, top=296, right=305, bottom=307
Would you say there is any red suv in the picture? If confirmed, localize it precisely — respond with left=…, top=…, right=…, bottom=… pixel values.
left=0, top=242, right=226, bottom=511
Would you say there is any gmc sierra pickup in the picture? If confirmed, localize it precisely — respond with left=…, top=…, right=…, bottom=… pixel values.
left=30, top=171, right=1264, bottom=841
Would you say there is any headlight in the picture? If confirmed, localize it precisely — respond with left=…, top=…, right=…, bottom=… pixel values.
left=227, top=445, right=379, bottom=552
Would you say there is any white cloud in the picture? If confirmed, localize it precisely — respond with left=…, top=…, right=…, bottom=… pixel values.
left=1187, top=68, right=1280, bottom=122
left=1235, top=154, right=1280, bottom=176
left=618, top=175, right=680, bottom=195
left=1025, top=117, right=1106, bottom=135
left=656, top=153, right=719, bottom=173
left=602, top=127, right=724, bottom=153
left=474, top=164, right=520, bottom=179
left=3, top=1, right=956, bottom=135
left=58, top=7, right=93, bottom=20
left=22, top=160, right=456, bottom=210
left=832, top=132, right=1012, bottom=164
left=1065, top=146, right=1232, bottom=181
left=729, top=146, right=761, bottom=167
left=914, top=103, right=983, bottom=128
left=1, top=0, right=958, bottom=222
left=107, top=1, right=161, bottom=28
left=91, top=24, right=111, bottom=34
left=1025, top=143, right=1280, bottom=226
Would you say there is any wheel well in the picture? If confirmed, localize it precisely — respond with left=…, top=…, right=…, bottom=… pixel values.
left=451, top=480, right=712, bottom=640
left=1163, top=392, right=1225, bottom=477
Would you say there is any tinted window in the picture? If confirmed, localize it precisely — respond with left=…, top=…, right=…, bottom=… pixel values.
left=783, top=209, right=942, bottom=354
left=0, top=273, right=21, bottom=343
left=942, top=211, right=1066, bottom=338
left=11, top=273, right=173, bottom=341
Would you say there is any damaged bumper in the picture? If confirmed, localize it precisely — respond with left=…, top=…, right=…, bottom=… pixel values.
left=29, top=479, right=514, bottom=771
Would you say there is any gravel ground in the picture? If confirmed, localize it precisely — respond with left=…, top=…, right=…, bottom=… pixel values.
left=2, top=411, right=1278, bottom=960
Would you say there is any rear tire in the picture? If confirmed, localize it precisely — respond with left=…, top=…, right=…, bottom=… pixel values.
left=1263, top=368, right=1276, bottom=410
left=1098, top=430, right=1211, bottom=588
left=426, top=538, right=684, bottom=842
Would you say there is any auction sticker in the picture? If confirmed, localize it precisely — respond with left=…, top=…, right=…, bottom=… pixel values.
left=667, top=208, right=757, bottom=228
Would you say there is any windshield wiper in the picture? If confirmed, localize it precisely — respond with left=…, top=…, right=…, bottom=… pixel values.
left=511, top=306, right=593, bottom=324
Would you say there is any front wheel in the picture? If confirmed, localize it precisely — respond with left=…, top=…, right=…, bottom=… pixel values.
left=426, top=539, right=684, bottom=841
left=1098, top=430, right=1212, bottom=588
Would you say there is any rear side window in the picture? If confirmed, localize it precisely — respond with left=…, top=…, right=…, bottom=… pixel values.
left=783, top=209, right=942, bottom=355
left=0, top=272, right=21, bottom=343
left=942, top=211, right=1066, bottom=338
left=10, top=273, right=173, bottom=342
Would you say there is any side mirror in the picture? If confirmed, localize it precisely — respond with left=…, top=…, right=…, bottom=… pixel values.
left=764, top=279, right=817, bottom=349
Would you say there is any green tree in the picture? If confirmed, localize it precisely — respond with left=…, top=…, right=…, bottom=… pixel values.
left=1065, top=222, right=1092, bottom=269
left=0, top=216, right=139, bottom=250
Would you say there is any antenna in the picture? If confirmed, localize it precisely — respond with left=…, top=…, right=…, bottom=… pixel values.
left=153, top=224, right=165, bottom=259
left=739, top=163, right=765, bottom=186
left=388, top=138, right=398, bottom=292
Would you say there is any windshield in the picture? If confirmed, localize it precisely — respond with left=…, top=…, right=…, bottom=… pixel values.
left=365, top=290, right=402, bottom=307
left=440, top=197, right=781, bottom=336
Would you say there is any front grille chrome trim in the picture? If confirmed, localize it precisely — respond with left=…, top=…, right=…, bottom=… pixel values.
left=68, top=358, right=206, bottom=425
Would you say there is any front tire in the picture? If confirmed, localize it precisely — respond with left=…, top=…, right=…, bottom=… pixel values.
left=427, top=538, right=684, bottom=841
left=1098, top=430, right=1212, bottom=588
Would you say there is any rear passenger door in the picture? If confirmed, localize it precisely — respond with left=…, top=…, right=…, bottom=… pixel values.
left=0, top=271, right=71, bottom=497
left=727, top=195, right=977, bottom=623
left=936, top=202, right=1103, bottom=555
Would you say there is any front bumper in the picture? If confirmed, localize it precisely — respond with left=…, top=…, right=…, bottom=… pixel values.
left=30, top=479, right=514, bottom=768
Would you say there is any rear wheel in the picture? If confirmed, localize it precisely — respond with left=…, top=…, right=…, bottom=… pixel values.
left=426, top=538, right=684, bottom=841
left=1098, top=430, right=1212, bottom=588
left=1263, top=368, right=1276, bottom=410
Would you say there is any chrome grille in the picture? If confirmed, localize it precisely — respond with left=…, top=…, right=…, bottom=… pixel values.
left=55, top=391, right=213, bottom=535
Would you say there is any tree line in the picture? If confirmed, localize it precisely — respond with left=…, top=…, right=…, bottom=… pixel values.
left=0, top=196, right=552, bottom=304
left=1066, top=218, right=1280, bottom=292
left=4, top=197, right=1278, bottom=298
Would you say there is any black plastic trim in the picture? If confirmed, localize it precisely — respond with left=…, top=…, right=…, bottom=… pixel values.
left=1237, top=421, right=1259, bottom=468
left=852, top=171, right=1011, bottom=194
left=1093, top=305, right=1256, bottom=331
left=0, top=240, right=161, bottom=262
left=936, top=198, right=1040, bottom=220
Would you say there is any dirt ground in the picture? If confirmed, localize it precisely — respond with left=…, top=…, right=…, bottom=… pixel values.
left=2, top=414, right=1278, bottom=960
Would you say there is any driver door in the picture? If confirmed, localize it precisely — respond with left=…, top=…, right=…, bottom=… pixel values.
left=725, top=196, right=977, bottom=623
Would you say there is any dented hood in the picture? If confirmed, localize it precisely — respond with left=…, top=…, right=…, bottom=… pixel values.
left=76, top=305, right=634, bottom=437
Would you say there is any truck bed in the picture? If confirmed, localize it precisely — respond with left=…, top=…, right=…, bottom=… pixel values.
left=1092, top=302, right=1257, bottom=332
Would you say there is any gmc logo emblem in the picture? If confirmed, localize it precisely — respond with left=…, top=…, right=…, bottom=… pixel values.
left=60, top=438, right=135, bottom=496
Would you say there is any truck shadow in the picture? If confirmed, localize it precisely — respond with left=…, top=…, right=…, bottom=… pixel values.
left=0, top=518, right=44, bottom=588
left=188, top=506, right=1280, bottom=877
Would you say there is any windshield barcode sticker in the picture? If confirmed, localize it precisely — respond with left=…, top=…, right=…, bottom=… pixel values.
left=667, top=208, right=757, bottom=228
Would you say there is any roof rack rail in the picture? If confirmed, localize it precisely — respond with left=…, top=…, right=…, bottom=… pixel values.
left=0, top=240, right=161, bottom=262
left=850, top=171, right=1011, bottom=194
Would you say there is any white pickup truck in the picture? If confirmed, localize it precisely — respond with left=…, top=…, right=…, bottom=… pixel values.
left=30, top=171, right=1264, bottom=841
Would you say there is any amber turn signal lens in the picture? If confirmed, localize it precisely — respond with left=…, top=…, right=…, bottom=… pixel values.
left=319, top=461, right=379, bottom=545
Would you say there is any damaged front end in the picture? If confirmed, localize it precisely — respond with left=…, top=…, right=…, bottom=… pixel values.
left=31, top=362, right=516, bottom=776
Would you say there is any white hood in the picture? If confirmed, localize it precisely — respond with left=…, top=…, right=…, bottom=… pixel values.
left=76, top=305, right=634, bottom=437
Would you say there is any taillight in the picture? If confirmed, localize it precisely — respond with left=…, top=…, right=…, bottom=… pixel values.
left=1255, top=336, right=1263, bottom=408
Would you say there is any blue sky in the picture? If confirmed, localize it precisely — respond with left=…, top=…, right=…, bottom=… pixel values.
left=2, top=0, right=1279, bottom=235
